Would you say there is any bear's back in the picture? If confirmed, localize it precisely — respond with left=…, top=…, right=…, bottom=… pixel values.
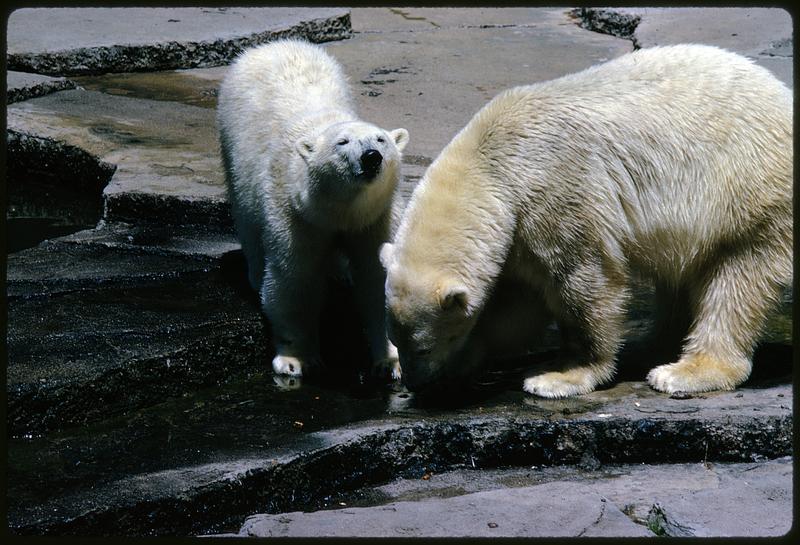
left=218, top=39, right=356, bottom=134
left=433, top=44, right=791, bottom=276
left=470, top=45, right=790, bottom=157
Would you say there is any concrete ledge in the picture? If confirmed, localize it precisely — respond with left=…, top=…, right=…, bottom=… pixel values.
left=8, top=8, right=351, bottom=76
left=7, top=72, right=76, bottom=103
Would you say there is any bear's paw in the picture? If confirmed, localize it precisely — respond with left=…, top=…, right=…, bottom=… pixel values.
left=272, top=355, right=305, bottom=377
left=523, top=368, right=601, bottom=398
left=646, top=353, right=747, bottom=394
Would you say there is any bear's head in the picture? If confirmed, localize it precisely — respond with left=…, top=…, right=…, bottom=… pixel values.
left=380, top=242, right=480, bottom=392
left=295, top=121, right=408, bottom=230
left=297, top=121, right=408, bottom=190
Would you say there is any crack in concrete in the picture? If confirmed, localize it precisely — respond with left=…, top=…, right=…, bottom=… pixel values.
left=389, top=8, right=440, bottom=28
left=577, top=498, right=608, bottom=536
left=352, top=23, right=541, bottom=35
left=646, top=503, right=695, bottom=537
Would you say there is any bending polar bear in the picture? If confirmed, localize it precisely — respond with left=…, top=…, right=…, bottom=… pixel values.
left=381, top=44, right=792, bottom=398
left=217, top=39, right=409, bottom=379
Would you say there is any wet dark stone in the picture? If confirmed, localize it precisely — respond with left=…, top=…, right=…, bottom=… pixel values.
left=7, top=262, right=269, bottom=436
left=103, top=191, right=233, bottom=228
left=7, top=239, right=216, bottom=299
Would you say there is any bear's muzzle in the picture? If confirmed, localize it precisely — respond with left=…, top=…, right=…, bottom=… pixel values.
left=360, top=149, right=383, bottom=179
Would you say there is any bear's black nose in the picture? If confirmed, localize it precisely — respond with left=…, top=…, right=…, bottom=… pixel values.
left=360, top=149, right=383, bottom=177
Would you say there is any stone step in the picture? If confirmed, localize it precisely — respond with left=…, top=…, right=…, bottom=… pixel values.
left=7, top=8, right=351, bottom=76
left=233, top=457, right=792, bottom=537
left=6, top=230, right=268, bottom=436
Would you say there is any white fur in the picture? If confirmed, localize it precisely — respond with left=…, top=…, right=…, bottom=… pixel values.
left=383, top=44, right=792, bottom=397
left=217, top=39, right=408, bottom=379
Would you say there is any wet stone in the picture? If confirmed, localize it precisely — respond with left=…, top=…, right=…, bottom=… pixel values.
left=6, top=130, right=116, bottom=252
left=6, top=88, right=228, bottom=227
left=6, top=252, right=269, bottom=435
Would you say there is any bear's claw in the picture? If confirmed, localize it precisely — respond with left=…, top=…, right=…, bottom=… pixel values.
left=272, top=355, right=305, bottom=377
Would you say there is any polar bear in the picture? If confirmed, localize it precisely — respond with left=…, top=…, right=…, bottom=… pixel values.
left=217, top=39, right=409, bottom=379
left=381, top=44, right=792, bottom=397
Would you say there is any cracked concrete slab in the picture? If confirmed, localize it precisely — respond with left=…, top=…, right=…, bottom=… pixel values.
left=238, top=481, right=652, bottom=537
left=350, top=7, right=571, bottom=33
left=7, top=8, right=351, bottom=75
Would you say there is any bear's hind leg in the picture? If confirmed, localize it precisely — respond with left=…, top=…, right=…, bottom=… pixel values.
left=647, top=230, right=791, bottom=393
left=261, top=260, right=326, bottom=377
left=523, top=261, right=629, bottom=398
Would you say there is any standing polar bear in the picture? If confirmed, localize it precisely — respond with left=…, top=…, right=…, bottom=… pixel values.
left=381, top=44, right=792, bottom=398
left=217, top=39, right=409, bottom=379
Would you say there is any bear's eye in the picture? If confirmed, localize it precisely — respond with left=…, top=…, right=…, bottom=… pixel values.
left=337, top=138, right=349, bottom=146
left=376, top=136, right=385, bottom=143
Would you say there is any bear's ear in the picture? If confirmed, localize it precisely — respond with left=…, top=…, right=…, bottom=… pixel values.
left=379, top=242, right=394, bottom=269
left=437, top=283, right=470, bottom=314
left=296, top=138, right=315, bottom=162
left=389, top=128, right=409, bottom=152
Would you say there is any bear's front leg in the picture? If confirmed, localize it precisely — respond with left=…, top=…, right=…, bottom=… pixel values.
left=345, top=217, right=401, bottom=381
left=523, top=260, right=629, bottom=398
left=260, top=252, right=328, bottom=378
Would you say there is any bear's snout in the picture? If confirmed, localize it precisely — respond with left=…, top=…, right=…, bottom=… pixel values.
left=399, top=356, right=439, bottom=392
left=360, top=149, right=383, bottom=178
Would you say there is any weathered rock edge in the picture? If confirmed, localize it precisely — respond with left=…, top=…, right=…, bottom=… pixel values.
left=570, top=8, right=641, bottom=48
left=7, top=77, right=76, bottom=104
left=8, top=13, right=351, bottom=76
left=10, top=413, right=792, bottom=536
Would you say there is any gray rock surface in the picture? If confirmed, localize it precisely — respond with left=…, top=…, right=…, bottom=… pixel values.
left=7, top=89, right=228, bottom=226
left=7, top=8, right=351, bottom=75
left=240, top=482, right=652, bottom=537
left=574, top=7, right=793, bottom=86
left=236, top=457, right=792, bottom=537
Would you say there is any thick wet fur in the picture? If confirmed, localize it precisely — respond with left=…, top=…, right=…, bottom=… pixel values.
left=382, top=44, right=792, bottom=397
left=217, top=39, right=409, bottom=380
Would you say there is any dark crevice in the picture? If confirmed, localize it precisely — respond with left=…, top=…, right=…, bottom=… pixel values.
left=6, top=130, right=117, bottom=253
